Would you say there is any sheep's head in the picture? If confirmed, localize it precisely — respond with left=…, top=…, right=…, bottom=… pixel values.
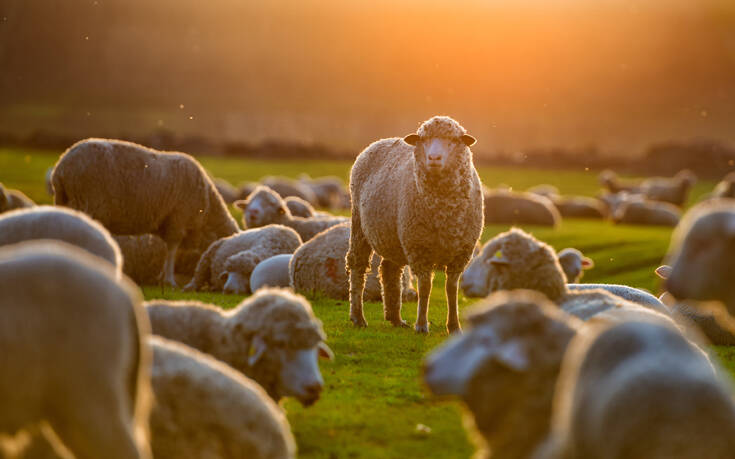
left=557, top=248, right=594, bottom=283
left=676, top=169, right=698, bottom=188
left=664, top=200, right=735, bottom=310
left=460, top=228, right=567, bottom=300
left=221, top=251, right=261, bottom=294
left=235, top=186, right=290, bottom=228
left=404, top=116, right=475, bottom=177
left=228, top=289, right=334, bottom=406
left=423, top=290, right=579, bottom=439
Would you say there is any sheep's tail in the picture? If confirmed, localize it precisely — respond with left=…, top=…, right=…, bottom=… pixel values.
left=183, top=238, right=222, bottom=291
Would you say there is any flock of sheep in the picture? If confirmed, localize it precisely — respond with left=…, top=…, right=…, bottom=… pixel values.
left=2, top=115, right=735, bottom=458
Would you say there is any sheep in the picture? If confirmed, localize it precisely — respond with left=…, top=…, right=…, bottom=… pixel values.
left=459, top=228, right=671, bottom=315
left=527, top=184, right=560, bottom=199
left=235, top=185, right=348, bottom=242
left=113, top=234, right=202, bottom=285
left=285, top=195, right=316, bottom=218
left=184, top=224, right=302, bottom=294
left=555, top=248, right=593, bottom=283
left=289, top=223, right=417, bottom=302
left=0, top=182, right=34, bottom=213
left=51, top=138, right=239, bottom=286
left=527, top=186, right=606, bottom=219
left=0, top=206, right=122, bottom=276
left=639, top=169, right=697, bottom=207
left=213, top=177, right=239, bottom=204
left=598, top=169, right=641, bottom=194
left=145, top=288, right=334, bottom=405
left=540, top=320, right=735, bottom=459
left=0, top=241, right=152, bottom=459
left=250, top=254, right=293, bottom=292
left=708, top=171, right=735, bottom=200
left=483, top=187, right=560, bottom=227
left=612, top=198, right=681, bottom=227
left=423, top=289, right=674, bottom=459
left=661, top=199, right=735, bottom=321
left=347, top=116, right=484, bottom=333
left=237, top=181, right=259, bottom=200
left=149, top=336, right=296, bottom=459
left=299, top=174, right=349, bottom=209
left=261, top=176, right=318, bottom=205
left=596, top=191, right=637, bottom=215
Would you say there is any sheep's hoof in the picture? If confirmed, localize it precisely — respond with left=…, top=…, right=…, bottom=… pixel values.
left=181, top=283, right=195, bottom=292
left=390, top=319, right=410, bottom=328
left=414, top=323, right=429, bottom=334
left=447, top=325, right=462, bottom=335
left=350, top=315, right=368, bottom=328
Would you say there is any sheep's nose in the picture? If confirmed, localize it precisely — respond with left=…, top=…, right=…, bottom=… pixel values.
left=304, top=381, right=323, bottom=398
left=428, top=153, right=442, bottom=161
left=248, top=209, right=259, bottom=217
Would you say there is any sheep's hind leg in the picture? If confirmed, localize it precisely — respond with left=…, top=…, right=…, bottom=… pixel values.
left=163, top=240, right=180, bottom=288
left=380, top=258, right=408, bottom=327
left=414, top=270, right=434, bottom=334
left=445, top=270, right=462, bottom=334
left=346, top=219, right=371, bottom=327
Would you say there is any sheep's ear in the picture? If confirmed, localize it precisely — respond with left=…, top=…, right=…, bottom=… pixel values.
left=494, top=339, right=529, bottom=371
left=248, top=335, right=267, bottom=366
left=461, top=134, right=477, bottom=147
left=403, top=134, right=420, bottom=146
left=655, top=265, right=672, bottom=279
left=581, top=257, right=594, bottom=269
left=318, top=342, right=334, bottom=360
left=488, top=250, right=509, bottom=266
left=234, top=200, right=248, bottom=210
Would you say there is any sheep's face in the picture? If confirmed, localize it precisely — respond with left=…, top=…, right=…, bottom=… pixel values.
left=235, top=187, right=288, bottom=228
left=461, top=254, right=491, bottom=298
left=221, top=251, right=261, bottom=294
left=557, top=249, right=594, bottom=284
left=666, top=209, right=735, bottom=307
left=405, top=135, right=475, bottom=175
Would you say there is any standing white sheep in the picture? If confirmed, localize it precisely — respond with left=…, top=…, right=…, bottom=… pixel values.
left=347, top=116, right=484, bottom=333
left=0, top=241, right=152, bottom=459
left=145, top=288, right=333, bottom=405
left=51, top=138, right=239, bottom=286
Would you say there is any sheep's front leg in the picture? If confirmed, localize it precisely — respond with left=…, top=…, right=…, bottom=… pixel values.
left=415, top=271, right=434, bottom=334
left=380, top=258, right=407, bottom=327
left=163, top=241, right=180, bottom=288
left=445, top=271, right=462, bottom=334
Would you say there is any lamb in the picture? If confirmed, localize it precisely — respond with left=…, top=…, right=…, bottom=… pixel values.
left=0, top=182, right=34, bottom=213
left=261, top=176, right=318, bottom=205
left=290, top=223, right=417, bottom=302
left=555, top=248, right=593, bottom=283
left=149, top=337, right=296, bottom=459
left=612, top=197, right=681, bottom=227
left=184, top=225, right=302, bottom=294
left=113, top=234, right=202, bottom=285
left=0, top=241, right=152, bottom=459
left=285, top=195, right=316, bottom=218
left=423, top=289, right=674, bottom=459
left=213, top=177, right=239, bottom=204
left=51, top=138, right=239, bottom=286
left=236, top=185, right=347, bottom=242
left=639, top=169, right=697, bottom=206
left=483, top=187, right=560, bottom=227
left=459, top=228, right=671, bottom=315
left=250, top=254, right=293, bottom=292
left=0, top=206, right=122, bottom=276
left=540, top=320, right=735, bottom=459
left=145, top=288, right=333, bottom=405
left=347, top=116, right=484, bottom=333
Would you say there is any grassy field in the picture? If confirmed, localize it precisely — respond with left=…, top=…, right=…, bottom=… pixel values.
left=0, top=147, right=730, bottom=458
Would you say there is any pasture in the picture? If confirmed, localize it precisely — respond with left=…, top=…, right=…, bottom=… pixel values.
left=0, top=147, right=730, bottom=458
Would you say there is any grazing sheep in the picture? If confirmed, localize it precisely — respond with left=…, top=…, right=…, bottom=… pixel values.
left=285, top=196, right=316, bottom=218
left=0, top=206, right=122, bottom=275
left=423, top=289, right=674, bottom=459
left=113, top=234, right=202, bottom=285
left=51, top=138, right=239, bottom=286
left=612, top=198, right=681, bottom=227
left=250, top=254, right=293, bottom=292
left=598, top=170, right=641, bottom=194
left=184, top=225, right=302, bottom=294
left=541, top=320, right=735, bottom=459
left=0, top=183, right=34, bottom=213
left=261, top=176, right=318, bottom=205
left=145, top=288, right=333, bottom=405
left=236, top=185, right=347, bottom=242
left=556, top=248, right=593, bottom=283
left=552, top=196, right=607, bottom=219
left=213, top=177, right=239, bottom=204
left=149, top=337, right=296, bottom=459
left=347, top=116, right=484, bottom=333
left=483, top=188, right=560, bottom=227
left=460, top=228, right=670, bottom=315
left=299, top=174, right=349, bottom=209
left=663, top=200, right=735, bottom=316
left=639, top=169, right=697, bottom=207
left=290, top=223, right=417, bottom=302
left=0, top=241, right=152, bottom=459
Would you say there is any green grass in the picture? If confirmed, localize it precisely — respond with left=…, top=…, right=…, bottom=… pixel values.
left=0, top=148, right=730, bottom=458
